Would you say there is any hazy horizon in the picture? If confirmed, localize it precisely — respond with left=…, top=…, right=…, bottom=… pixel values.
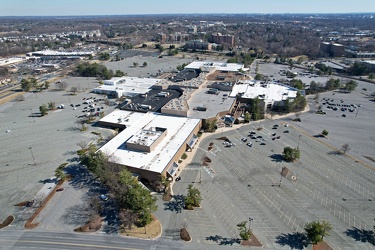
left=2, top=0, right=375, bottom=17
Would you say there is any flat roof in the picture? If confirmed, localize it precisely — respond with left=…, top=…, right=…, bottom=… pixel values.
left=99, top=111, right=200, bottom=174
left=185, top=61, right=244, bottom=72
left=321, top=62, right=346, bottom=70
left=0, top=57, right=26, bottom=66
left=94, top=77, right=161, bottom=97
left=230, top=81, right=298, bottom=101
left=120, top=89, right=180, bottom=112
left=187, top=87, right=235, bottom=119
left=28, top=50, right=93, bottom=56
left=128, top=128, right=163, bottom=147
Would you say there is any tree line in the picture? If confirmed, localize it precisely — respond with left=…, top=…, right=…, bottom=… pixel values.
left=76, top=62, right=125, bottom=80
left=306, top=78, right=357, bottom=95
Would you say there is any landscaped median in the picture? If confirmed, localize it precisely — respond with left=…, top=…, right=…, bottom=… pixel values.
left=23, top=163, right=69, bottom=229
left=24, top=179, right=65, bottom=229
left=0, top=215, right=14, bottom=229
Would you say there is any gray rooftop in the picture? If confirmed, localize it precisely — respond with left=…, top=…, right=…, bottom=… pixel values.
left=187, top=87, right=234, bottom=119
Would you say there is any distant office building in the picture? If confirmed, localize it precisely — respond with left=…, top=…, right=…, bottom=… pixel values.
left=210, top=33, right=235, bottom=47
left=319, top=42, right=345, bottom=57
left=184, top=40, right=212, bottom=51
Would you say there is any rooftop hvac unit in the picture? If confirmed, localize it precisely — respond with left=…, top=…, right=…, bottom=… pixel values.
left=291, top=176, right=296, bottom=180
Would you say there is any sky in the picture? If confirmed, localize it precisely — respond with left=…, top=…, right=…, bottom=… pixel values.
left=1, top=0, right=375, bottom=16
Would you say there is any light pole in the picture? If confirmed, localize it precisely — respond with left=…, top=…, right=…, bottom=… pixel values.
left=199, top=168, right=202, bottom=184
left=248, top=217, right=253, bottom=232
left=28, top=147, right=36, bottom=165
left=297, top=135, right=302, bottom=150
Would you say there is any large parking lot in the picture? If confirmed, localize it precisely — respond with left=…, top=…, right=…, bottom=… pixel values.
left=0, top=77, right=115, bottom=226
left=170, top=82, right=375, bottom=249
left=172, top=117, right=374, bottom=249
left=104, top=53, right=193, bottom=79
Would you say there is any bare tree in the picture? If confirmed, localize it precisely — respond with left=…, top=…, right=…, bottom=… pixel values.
left=48, top=101, right=56, bottom=110
left=104, top=98, right=110, bottom=107
left=57, top=81, right=68, bottom=91
left=70, top=86, right=78, bottom=95
left=33, top=193, right=47, bottom=208
left=341, top=144, right=351, bottom=154
left=77, top=141, right=88, bottom=150
left=313, top=93, right=320, bottom=110
left=14, top=94, right=25, bottom=102
left=88, top=195, right=102, bottom=218
left=75, top=118, right=86, bottom=130
left=119, top=208, right=138, bottom=231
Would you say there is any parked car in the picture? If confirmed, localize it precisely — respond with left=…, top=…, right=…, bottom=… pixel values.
left=100, top=194, right=108, bottom=201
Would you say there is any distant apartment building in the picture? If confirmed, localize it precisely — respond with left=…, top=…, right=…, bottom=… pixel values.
left=319, top=42, right=345, bottom=57
left=188, top=25, right=197, bottom=34
left=210, top=33, right=235, bottom=47
left=184, top=40, right=212, bottom=51
left=168, top=33, right=190, bottom=42
left=156, top=33, right=167, bottom=43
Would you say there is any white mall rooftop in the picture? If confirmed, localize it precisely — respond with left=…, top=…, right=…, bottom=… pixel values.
left=94, top=77, right=161, bottom=97
left=230, top=80, right=298, bottom=101
left=99, top=110, right=200, bottom=174
left=185, top=61, right=246, bottom=72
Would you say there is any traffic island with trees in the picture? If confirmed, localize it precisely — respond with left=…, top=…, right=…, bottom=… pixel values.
left=282, top=147, right=301, bottom=162
left=236, top=221, right=263, bottom=247
left=78, top=144, right=159, bottom=232
left=184, top=184, right=202, bottom=210
left=320, top=129, right=329, bottom=138
left=304, top=220, right=333, bottom=247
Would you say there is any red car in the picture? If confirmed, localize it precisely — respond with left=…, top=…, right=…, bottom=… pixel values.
left=56, top=188, right=64, bottom=192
